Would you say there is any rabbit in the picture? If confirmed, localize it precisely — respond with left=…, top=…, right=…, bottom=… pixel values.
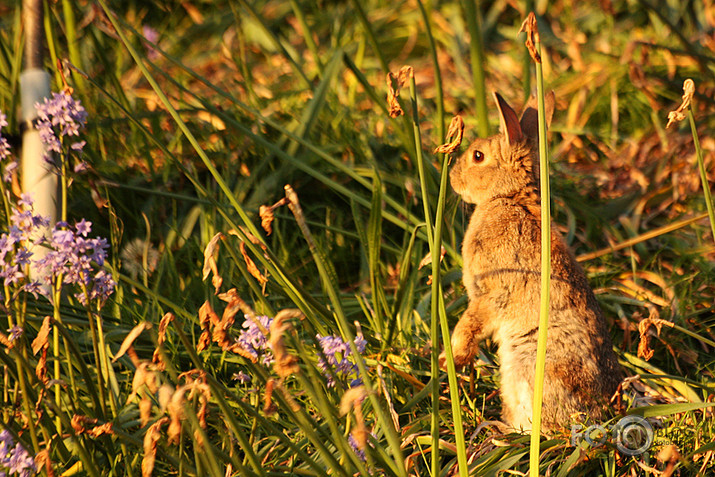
left=442, top=92, right=623, bottom=432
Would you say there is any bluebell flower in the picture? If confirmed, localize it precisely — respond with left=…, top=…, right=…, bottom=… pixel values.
left=35, top=91, right=87, bottom=166
left=0, top=196, right=115, bottom=308
left=236, top=314, right=274, bottom=365
left=0, top=429, right=36, bottom=477
left=316, top=332, right=367, bottom=387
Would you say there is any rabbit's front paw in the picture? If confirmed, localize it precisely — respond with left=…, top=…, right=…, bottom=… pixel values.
left=439, top=333, right=477, bottom=370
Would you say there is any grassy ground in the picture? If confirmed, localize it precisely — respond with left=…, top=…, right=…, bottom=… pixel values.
left=0, top=0, right=714, bottom=475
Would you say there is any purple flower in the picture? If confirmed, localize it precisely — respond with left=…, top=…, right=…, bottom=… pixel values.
left=142, top=26, right=160, bottom=60
left=7, top=444, right=36, bottom=477
left=0, top=197, right=115, bottom=308
left=7, top=326, right=22, bottom=343
left=3, top=160, right=17, bottom=183
left=0, top=111, right=11, bottom=167
left=316, top=333, right=366, bottom=387
left=237, top=315, right=273, bottom=365
left=75, top=219, right=91, bottom=237
left=0, top=430, right=37, bottom=477
left=35, top=91, right=87, bottom=165
left=232, top=371, right=251, bottom=384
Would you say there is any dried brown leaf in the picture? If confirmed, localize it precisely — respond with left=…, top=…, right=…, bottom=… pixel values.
left=196, top=330, right=211, bottom=353
left=666, top=79, right=696, bottom=128
left=263, top=379, right=277, bottom=415
left=339, top=385, right=366, bottom=416
left=637, top=310, right=674, bottom=361
left=167, top=387, right=185, bottom=445
left=152, top=313, right=175, bottom=369
left=518, top=12, right=541, bottom=63
left=269, top=309, right=303, bottom=378
left=418, top=246, right=446, bottom=270
left=202, top=232, right=224, bottom=293
left=140, top=395, right=153, bottom=426
left=259, top=198, right=287, bottom=236
left=88, top=422, right=114, bottom=437
left=386, top=66, right=413, bottom=118
left=240, top=241, right=268, bottom=285
left=433, top=115, right=465, bottom=156
left=142, top=417, right=168, bottom=477
left=259, top=205, right=274, bottom=235
left=32, top=316, right=52, bottom=355
left=199, top=301, right=221, bottom=329
left=71, top=414, right=98, bottom=434
left=113, top=322, right=152, bottom=363
left=35, top=342, right=49, bottom=384
left=34, top=449, right=54, bottom=477
left=657, top=444, right=681, bottom=477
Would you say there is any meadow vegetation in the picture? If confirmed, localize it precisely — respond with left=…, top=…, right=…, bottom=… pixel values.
left=0, top=0, right=714, bottom=475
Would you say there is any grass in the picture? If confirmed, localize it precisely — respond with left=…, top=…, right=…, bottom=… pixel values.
left=0, top=0, right=714, bottom=476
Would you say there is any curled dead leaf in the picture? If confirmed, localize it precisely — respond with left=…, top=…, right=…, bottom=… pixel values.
left=142, top=417, right=168, bottom=477
left=666, top=79, right=696, bottom=128
left=202, top=232, right=224, bottom=293
left=637, top=310, right=673, bottom=361
left=152, top=313, right=175, bottom=369
left=386, top=66, right=414, bottom=118
left=259, top=198, right=287, bottom=236
left=433, top=115, right=465, bottom=157
left=269, top=309, right=303, bottom=378
left=518, top=12, right=541, bottom=63
left=263, top=379, right=277, bottom=415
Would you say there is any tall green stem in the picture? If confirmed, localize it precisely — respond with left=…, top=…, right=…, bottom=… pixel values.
left=409, top=76, right=469, bottom=477
left=529, top=31, right=551, bottom=477
left=462, top=0, right=489, bottom=138
left=688, top=108, right=715, bottom=241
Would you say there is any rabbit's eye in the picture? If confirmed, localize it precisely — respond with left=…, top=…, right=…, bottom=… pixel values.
left=472, top=150, right=484, bottom=163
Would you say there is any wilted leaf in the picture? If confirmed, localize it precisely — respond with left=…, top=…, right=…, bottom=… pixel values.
left=202, top=232, right=224, bottom=293
left=386, top=66, right=413, bottom=118
left=240, top=241, right=268, bottom=285
left=142, top=417, right=168, bottom=477
left=32, top=316, right=52, bottom=355
left=666, top=79, right=695, bottom=128
left=519, top=12, right=541, bottom=63
left=113, top=322, right=152, bottom=363
left=637, top=310, right=674, bottom=361
left=434, top=115, right=465, bottom=156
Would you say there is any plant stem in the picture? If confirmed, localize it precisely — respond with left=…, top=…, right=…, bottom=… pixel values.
left=462, top=0, right=489, bottom=138
left=529, top=34, right=551, bottom=477
left=688, top=108, right=715, bottom=242
left=409, top=75, right=469, bottom=477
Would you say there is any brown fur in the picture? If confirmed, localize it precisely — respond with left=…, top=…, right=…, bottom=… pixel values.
left=442, top=92, right=623, bottom=432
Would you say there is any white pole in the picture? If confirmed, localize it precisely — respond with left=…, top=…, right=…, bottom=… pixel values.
left=21, top=0, right=55, bottom=276
left=20, top=69, right=55, bottom=225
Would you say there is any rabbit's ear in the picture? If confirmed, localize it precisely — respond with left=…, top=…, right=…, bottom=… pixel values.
left=494, top=92, right=523, bottom=145
left=520, top=91, right=555, bottom=141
